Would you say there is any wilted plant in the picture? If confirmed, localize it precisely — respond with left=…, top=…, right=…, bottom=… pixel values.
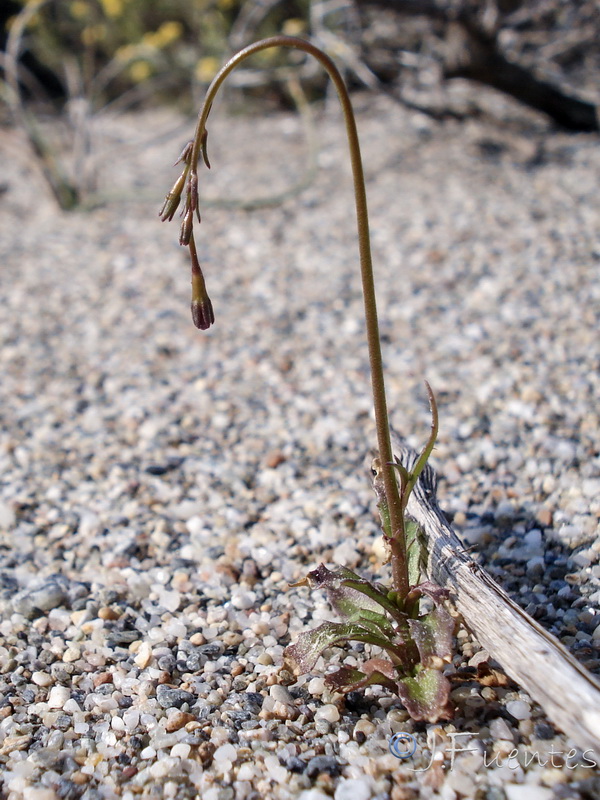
left=161, top=35, right=454, bottom=722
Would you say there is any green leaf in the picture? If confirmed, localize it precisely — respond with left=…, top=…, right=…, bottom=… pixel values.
left=307, top=564, right=403, bottom=626
left=406, top=520, right=426, bottom=587
left=325, top=658, right=399, bottom=694
left=408, top=605, right=454, bottom=666
left=396, top=667, right=452, bottom=722
left=284, top=621, right=401, bottom=674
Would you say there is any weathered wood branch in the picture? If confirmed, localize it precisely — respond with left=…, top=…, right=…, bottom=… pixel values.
left=391, top=430, right=600, bottom=753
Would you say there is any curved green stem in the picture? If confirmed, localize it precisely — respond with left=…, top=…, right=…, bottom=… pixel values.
left=189, top=36, right=408, bottom=599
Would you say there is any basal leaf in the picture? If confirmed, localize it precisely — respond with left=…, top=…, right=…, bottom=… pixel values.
left=407, top=605, right=454, bottom=666
left=325, top=658, right=399, bottom=694
left=285, top=621, right=400, bottom=674
left=396, top=667, right=453, bottom=722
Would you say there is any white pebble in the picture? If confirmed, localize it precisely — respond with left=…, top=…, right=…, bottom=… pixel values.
left=505, top=786, right=553, bottom=800
left=506, top=700, right=531, bottom=721
left=123, top=709, right=140, bottom=730
left=150, top=757, right=175, bottom=778
left=269, top=685, right=294, bottom=705
left=213, top=743, right=237, bottom=763
left=22, top=788, right=57, bottom=800
left=31, top=671, right=53, bottom=687
left=264, top=754, right=288, bottom=783
left=159, top=591, right=181, bottom=612
left=489, top=717, right=515, bottom=742
left=315, top=704, right=340, bottom=723
left=0, top=503, right=16, bottom=530
left=334, top=778, right=372, bottom=800
left=134, top=642, right=153, bottom=669
left=231, top=591, right=256, bottom=610
left=237, top=763, right=254, bottom=781
left=170, top=743, right=191, bottom=759
left=308, top=677, right=325, bottom=695
left=47, top=686, right=70, bottom=709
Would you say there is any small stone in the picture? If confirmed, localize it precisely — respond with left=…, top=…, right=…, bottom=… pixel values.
left=0, top=503, right=16, bottom=530
left=92, top=672, right=112, bottom=688
left=13, top=582, right=68, bottom=618
left=308, top=677, right=326, bottom=695
left=165, top=711, right=195, bottom=732
left=535, top=508, right=553, bottom=528
left=489, top=717, right=515, bottom=742
left=213, top=742, right=237, bottom=763
left=47, top=686, right=70, bottom=709
left=31, top=671, right=53, bottom=687
left=504, top=786, right=553, bottom=800
left=354, top=719, right=375, bottom=740
left=306, top=755, right=341, bottom=779
left=269, top=685, right=295, bottom=705
left=315, top=704, right=340, bottom=723
left=98, top=606, right=120, bottom=621
left=170, top=742, right=191, bottom=759
left=533, top=722, right=555, bottom=740
left=62, top=646, right=80, bottom=663
left=505, top=700, right=531, bottom=720
left=334, top=778, right=372, bottom=800
left=156, top=685, right=195, bottom=709
left=134, top=642, right=153, bottom=669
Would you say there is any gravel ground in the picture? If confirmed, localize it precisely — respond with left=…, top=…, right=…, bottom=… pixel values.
left=1, top=87, right=599, bottom=800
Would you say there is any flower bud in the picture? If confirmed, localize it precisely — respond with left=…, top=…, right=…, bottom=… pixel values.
left=159, top=171, right=187, bottom=222
left=191, top=268, right=215, bottom=330
left=179, top=208, right=193, bottom=246
left=189, top=235, right=214, bottom=330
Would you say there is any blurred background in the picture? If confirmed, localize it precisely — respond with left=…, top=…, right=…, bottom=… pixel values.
left=1, top=0, right=598, bottom=210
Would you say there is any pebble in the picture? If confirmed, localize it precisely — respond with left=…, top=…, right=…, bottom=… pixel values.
left=156, top=685, right=196, bottom=709
left=165, top=711, right=195, bottom=732
left=505, top=700, right=531, bottom=721
left=12, top=582, right=68, bottom=618
left=47, top=686, right=70, bottom=709
left=334, top=778, right=372, bottom=800
left=315, top=704, right=340, bottom=723
left=489, top=717, right=516, bottom=742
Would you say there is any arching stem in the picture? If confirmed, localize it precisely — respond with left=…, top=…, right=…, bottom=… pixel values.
left=183, top=36, right=409, bottom=599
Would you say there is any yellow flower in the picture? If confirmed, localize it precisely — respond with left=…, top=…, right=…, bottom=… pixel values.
left=195, top=57, right=219, bottom=83
left=69, top=1, right=89, bottom=21
left=81, top=24, right=107, bottom=46
left=99, top=0, right=123, bottom=18
left=128, top=60, right=152, bottom=83
left=282, top=18, right=305, bottom=36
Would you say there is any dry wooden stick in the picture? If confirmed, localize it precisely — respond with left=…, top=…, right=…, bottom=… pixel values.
left=391, top=430, right=600, bottom=753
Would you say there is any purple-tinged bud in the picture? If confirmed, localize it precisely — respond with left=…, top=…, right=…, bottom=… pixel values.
left=191, top=295, right=215, bottom=330
left=189, top=234, right=214, bottom=330
left=189, top=172, right=198, bottom=212
left=174, top=140, right=194, bottom=166
left=191, top=264, right=214, bottom=329
left=179, top=209, right=193, bottom=246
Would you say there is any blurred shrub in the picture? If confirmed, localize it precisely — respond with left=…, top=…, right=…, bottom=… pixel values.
left=5, top=0, right=310, bottom=110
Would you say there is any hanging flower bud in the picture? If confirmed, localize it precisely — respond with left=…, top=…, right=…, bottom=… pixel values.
left=189, top=235, right=214, bottom=330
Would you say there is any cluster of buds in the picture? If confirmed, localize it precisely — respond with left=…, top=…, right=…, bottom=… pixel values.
left=159, top=132, right=214, bottom=330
